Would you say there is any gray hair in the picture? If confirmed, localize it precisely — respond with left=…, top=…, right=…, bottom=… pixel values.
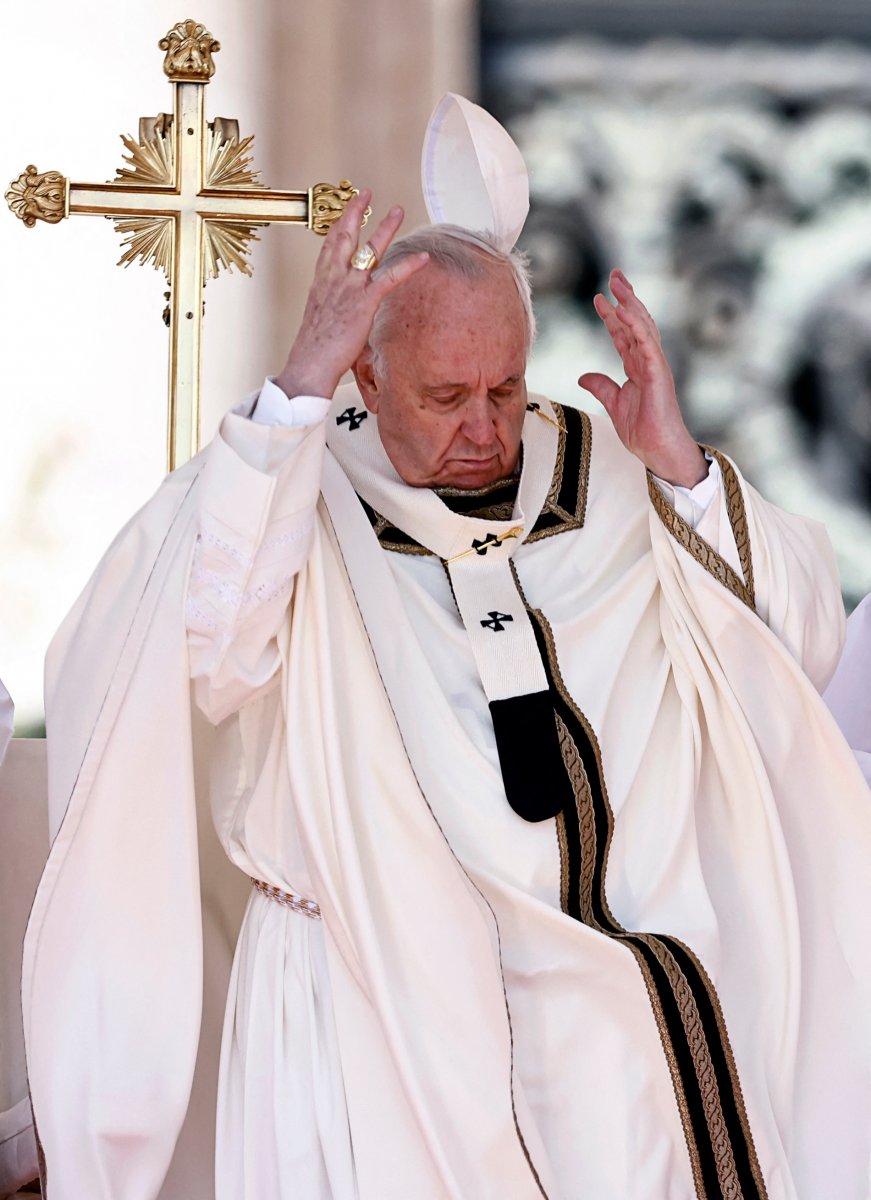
left=369, top=224, right=536, bottom=374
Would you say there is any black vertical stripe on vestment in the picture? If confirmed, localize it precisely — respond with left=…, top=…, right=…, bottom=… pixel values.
left=489, top=691, right=573, bottom=822
left=521, top=603, right=768, bottom=1200
left=356, top=395, right=766, bottom=1196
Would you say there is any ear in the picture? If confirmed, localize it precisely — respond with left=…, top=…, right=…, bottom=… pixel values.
left=353, top=345, right=382, bottom=414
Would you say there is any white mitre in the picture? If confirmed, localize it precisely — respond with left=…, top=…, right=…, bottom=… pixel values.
left=421, top=92, right=529, bottom=251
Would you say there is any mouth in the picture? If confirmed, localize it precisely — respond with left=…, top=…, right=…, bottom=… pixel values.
left=453, top=454, right=499, bottom=468
left=438, top=455, right=505, bottom=487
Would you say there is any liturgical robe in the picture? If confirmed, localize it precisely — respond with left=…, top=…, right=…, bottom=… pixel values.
left=23, top=385, right=871, bottom=1200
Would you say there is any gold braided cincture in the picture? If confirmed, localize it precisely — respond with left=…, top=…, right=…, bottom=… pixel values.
left=526, top=401, right=567, bottom=434
left=4, top=19, right=364, bottom=471
left=446, top=526, right=525, bottom=565
left=252, top=878, right=322, bottom=920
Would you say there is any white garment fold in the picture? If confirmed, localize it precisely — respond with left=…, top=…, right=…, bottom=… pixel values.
left=825, top=594, right=871, bottom=785
left=23, top=382, right=871, bottom=1200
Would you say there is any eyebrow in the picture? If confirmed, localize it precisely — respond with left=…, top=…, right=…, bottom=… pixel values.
left=422, top=374, right=522, bottom=393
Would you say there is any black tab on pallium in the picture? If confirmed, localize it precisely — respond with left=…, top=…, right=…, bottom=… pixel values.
left=489, top=690, right=574, bottom=822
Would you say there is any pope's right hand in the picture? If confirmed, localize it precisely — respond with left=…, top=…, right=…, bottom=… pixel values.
left=274, top=189, right=429, bottom=401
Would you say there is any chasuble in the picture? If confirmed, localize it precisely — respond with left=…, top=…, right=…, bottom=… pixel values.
left=22, top=385, right=871, bottom=1200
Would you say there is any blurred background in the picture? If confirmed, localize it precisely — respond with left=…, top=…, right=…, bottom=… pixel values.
left=2, top=0, right=871, bottom=732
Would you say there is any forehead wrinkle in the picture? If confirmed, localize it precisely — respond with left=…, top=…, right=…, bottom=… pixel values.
left=376, top=266, right=529, bottom=392
left=388, top=266, right=523, bottom=335
left=423, top=370, right=523, bottom=387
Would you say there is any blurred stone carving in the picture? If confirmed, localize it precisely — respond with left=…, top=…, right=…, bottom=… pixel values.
left=488, top=39, right=871, bottom=605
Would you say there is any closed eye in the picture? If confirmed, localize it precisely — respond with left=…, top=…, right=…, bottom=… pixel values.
left=489, top=381, right=521, bottom=401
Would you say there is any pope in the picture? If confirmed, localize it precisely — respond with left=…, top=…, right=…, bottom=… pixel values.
left=22, top=96, right=871, bottom=1200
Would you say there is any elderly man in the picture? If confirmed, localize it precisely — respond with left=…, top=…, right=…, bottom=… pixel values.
left=23, top=184, right=871, bottom=1200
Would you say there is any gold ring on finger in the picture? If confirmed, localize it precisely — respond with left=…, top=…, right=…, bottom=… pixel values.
left=351, top=243, right=378, bottom=272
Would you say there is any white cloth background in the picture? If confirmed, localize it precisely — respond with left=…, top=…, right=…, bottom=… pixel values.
left=0, top=736, right=46, bottom=1197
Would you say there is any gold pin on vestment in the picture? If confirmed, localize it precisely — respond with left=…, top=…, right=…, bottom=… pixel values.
left=446, top=526, right=525, bottom=564
left=526, top=401, right=567, bottom=434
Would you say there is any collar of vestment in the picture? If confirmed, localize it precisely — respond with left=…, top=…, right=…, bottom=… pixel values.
left=325, top=384, right=590, bottom=563
left=326, top=383, right=568, bottom=822
left=326, top=382, right=591, bottom=755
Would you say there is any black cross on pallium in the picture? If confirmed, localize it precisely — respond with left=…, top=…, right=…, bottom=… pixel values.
left=471, top=534, right=500, bottom=556
left=336, top=406, right=368, bottom=431
left=480, top=611, right=514, bottom=632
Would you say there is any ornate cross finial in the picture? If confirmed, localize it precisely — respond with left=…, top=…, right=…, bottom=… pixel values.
left=159, top=19, right=220, bottom=82
left=5, top=165, right=68, bottom=227
left=5, top=18, right=367, bottom=469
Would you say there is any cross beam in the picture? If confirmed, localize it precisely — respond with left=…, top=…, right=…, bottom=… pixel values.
left=5, top=18, right=365, bottom=469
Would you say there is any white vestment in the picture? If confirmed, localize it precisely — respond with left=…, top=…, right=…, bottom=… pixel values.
left=22, top=386, right=871, bottom=1200
left=825, top=594, right=871, bottom=786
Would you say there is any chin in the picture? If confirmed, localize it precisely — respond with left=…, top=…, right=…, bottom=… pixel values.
left=438, top=468, right=498, bottom=489
left=438, top=455, right=515, bottom=489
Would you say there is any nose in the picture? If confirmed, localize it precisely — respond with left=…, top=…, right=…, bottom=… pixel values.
left=461, top=393, right=498, bottom=448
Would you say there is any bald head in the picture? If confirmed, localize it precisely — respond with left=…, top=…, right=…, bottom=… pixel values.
left=368, top=224, right=536, bottom=374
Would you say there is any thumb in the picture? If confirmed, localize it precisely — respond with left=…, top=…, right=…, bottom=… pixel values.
left=578, top=372, right=621, bottom=413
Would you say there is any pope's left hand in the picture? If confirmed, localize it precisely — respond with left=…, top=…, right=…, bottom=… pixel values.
left=578, top=269, right=708, bottom=487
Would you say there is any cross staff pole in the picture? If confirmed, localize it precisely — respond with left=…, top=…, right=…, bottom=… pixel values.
left=5, top=18, right=365, bottom=470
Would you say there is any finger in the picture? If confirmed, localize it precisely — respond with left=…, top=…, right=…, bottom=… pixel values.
left=609, top=270, right=661, bottom=344
left=369, top=251, right=430, bottom=299
left=577, top=371, right=622, bottom=412
left=610, top=268, right=646, bottom=309
left=594, top=293, right=636, bottom=362
left=319, top=188, right=373, bottom=266
left=364, top=205, right=406, bottom=263
left=612, top=300, right=663, bottom=365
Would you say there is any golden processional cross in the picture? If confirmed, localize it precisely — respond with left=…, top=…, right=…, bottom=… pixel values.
left=5, top=18, right=363, bottom=469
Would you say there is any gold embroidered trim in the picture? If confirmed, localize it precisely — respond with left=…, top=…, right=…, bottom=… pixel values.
left=629, top=951, right=708, bottom=1199
left=363, top=403, right=590, bottom=556
left=636, top=934, right=742, bottom=1197
left=521, top=589, right=620, bottom=929
left=706, top=447, right=755, bottom=605
left=669, top=932, right=769, bottom=1199
left=555, top=812, right=571, bottom=915
left=252, top=877, right=322, bottom=919
left=460, top=501, right=516, bottom=522
left=646, top=449, right=755, bottom=611
left=525, top=405, right=593, bottom=545
left=435, top=474, right=519, bottom=499
left=518, top=584, right=768, bottom=1199
left=555, top=712, right=597, bottom=926
left=378, top=537, right=433, bottom=557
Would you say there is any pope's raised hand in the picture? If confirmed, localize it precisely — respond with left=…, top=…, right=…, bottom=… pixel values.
left=275, top=190, right=429, bottom=401
left=578, top=269, right=707, bottom=487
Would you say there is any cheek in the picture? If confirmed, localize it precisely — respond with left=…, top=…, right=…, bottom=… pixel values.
left=383, top=404, right=452, bottom=473
left=410, top=406, right=460, bottom=454
left=499, top=401, right=528, bottom=444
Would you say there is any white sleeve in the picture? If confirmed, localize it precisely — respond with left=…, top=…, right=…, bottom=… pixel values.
left=186, top=389, right=328, bottom=724
left=251, top=377, right=331, bottom=427
left=652, top=453, right=719, bottom=528
left=651, top=456, right=742, bottom=577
